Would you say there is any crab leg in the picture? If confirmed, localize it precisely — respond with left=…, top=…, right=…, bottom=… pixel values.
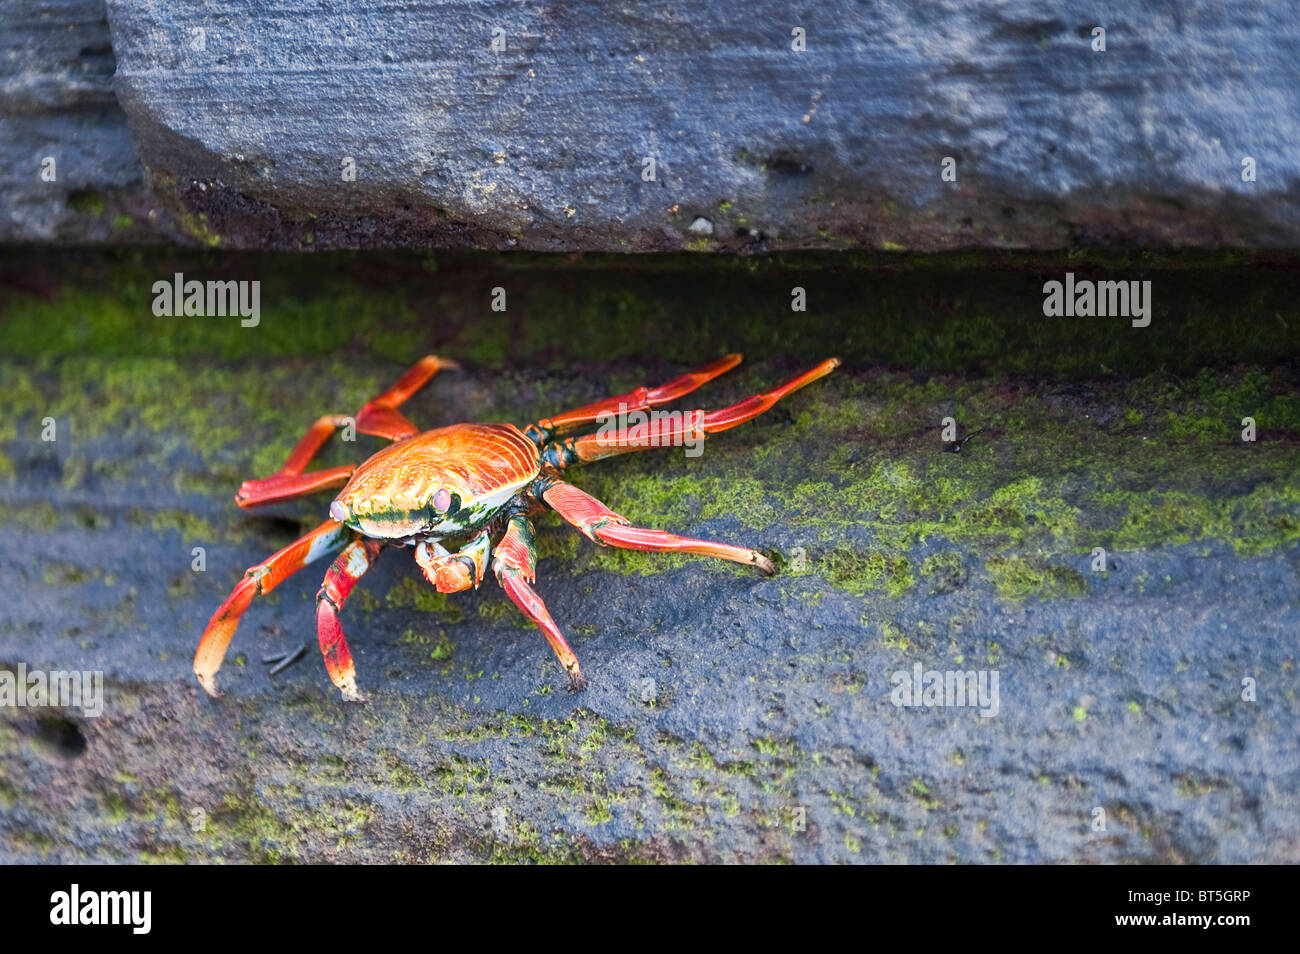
left=566, top=358, right=840, bottom=463
left=316, top=537, right=385, bottom=702
left=236, top=354, right=458, bottom=508
left=354, top=354, right=459, bottom=440
left=492, top=513, right=586, bottom=689
left=194, top=519, right=353, bottom=697
left=541, top=481, right=776, bottom=574
left=527, top=353, right=743, bottom=439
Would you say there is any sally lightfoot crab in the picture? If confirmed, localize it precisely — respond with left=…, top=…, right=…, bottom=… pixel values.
left=194, top=353, right=839, bottom=701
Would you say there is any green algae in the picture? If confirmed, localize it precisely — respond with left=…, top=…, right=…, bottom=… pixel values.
left=919, top=551, right=967, bottom=594
left=985, top=555, right=1088, bottom=600
left=4, top=248, right=1299, bottom=375
left=386, top=576, right=465, bottom=623
left=3, top=349, right=1297, bottom=603
left=1, top=247, right=1296, bottom=614
left=559, top=361, right=1298, bottom=598
left=66, top=189, right=106, bottom=217
left=820, top=547, right=915, bottom=597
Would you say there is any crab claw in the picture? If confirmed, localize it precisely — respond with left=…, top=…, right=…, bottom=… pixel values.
left=415, top=532, right=491, bottom=594
left=423, top=554, right=475, bottom=593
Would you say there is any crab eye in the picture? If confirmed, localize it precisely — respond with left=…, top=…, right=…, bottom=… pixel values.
left=432, top=488, right=452, bottom=513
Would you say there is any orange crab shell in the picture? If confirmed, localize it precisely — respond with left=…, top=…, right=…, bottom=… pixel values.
left=329, top=423, right=540, bottom=538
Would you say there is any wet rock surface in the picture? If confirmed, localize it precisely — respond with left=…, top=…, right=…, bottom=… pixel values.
left=0, top=250, right=1297, bottom=862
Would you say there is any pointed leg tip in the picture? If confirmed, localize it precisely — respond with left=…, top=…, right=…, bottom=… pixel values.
left=196, top=673, right=222, bottom=699
left=234, top=478, right=272, bottom=508
left=337, top=672, right=367, bottom=702
left=755, top=553, right=777, bottom=576
left=568, top=671, right=588, bottom=692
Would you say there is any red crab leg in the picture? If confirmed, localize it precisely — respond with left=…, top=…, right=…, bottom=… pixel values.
left=236, top=354, right=457, bottom=508
left=492, top=513, right=586, bottom=689
left=530, top=353, right=743, bottom=437
left=194, top=519, right=353, bottom=697
left=569, top=358, right=840, bottom=462
left=542, top=481, right=776, bottom=574
left=316, top=537, right=385, bottom=702
left=355, top=354, right=459, bottom=439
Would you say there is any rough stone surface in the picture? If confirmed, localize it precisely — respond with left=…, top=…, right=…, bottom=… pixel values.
left=8, top=0, right=1296, bottom=249
left=6, top=1, right=1300, bottom=251
left=1, top=250, right=1297, bottom=862
left=0, top=0, right=163, bottom=242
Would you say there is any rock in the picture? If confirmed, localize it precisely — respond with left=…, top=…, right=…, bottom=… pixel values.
left=69, top=0, right=1300, bottom=251
left=689, top=217, right=714, bottom=236
left=1, top=249, right=1297, bottom=862
left=0, top=0, right=160, bottom=243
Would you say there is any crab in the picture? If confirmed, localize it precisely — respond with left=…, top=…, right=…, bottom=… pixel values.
left=194, top=353, right=840, bottom=701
